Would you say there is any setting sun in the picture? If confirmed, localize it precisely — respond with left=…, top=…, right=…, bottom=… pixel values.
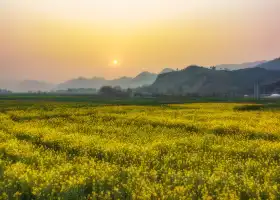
left=113, top=60, right=118, bottom=65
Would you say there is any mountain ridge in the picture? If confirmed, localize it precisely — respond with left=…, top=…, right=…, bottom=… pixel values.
left=254, top=58, right=280, bottom=71
left=1, top=57, right=279, bottom=92
left=150, top=65, right=280, bottom=95
left=215, top=60, right=266, bottom=70
left=56, top=71, right=157, bottom=90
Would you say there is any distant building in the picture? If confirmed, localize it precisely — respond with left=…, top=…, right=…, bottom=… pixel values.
left=261, top=80, right=280, bottom=95
left=264, top=93, right=280, bottom=98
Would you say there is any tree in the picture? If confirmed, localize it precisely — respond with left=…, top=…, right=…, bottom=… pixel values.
left=126, top=88, right=133, bottom=97
left=99, top=86, right=115, bottom=96
left=113, top=86, right=122, bottom=91
left=99, top=86, right=130, bottom=97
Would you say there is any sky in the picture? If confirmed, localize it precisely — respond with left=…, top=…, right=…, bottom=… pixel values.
left=1, top=0, right=280, bottom=83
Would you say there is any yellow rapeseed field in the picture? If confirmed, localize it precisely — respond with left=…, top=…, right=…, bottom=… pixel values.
left=1, top=101, right=280, bottom=199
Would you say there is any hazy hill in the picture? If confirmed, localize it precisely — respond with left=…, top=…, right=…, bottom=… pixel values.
left=0, top=71, right=157, bottom=92
left=0, top=80, right=18, bottom=91
left=109, top=77, right=133, bottom=88
left=256, top=57, right=280, bottom=70
left=56, top=77, right=107, bottom=90
left=2, top=58, right=279, bottom=93
left=129, top=71, right=157, bottom=87
left=159, top=68, right=174, bottom=74
left=0, top=80, right=54, bottom=92
left=150, top=66, right=280, bottom=95
left=17, top=80, right=55, bottom=92
left=215, top=57, right=280, bottom=71
left=215, top=61, right=266, bottom=70
left=56, top=72, right=157, bottom=90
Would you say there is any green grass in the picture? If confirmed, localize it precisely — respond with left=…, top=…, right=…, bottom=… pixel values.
left=1, top=93, right=278, bottom=104
left=1, top=97, right=280, bottom=199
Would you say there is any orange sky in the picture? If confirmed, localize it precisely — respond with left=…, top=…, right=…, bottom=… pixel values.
left=1, top=0, right=280, bottom=82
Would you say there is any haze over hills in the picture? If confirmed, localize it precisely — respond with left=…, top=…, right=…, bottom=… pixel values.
left=55, top=68, right=174, bottom=91
left=0, top=72, right=159, bottom=92
left=17, top=80, right=55, bottom=92
left=56, top=77, right=108, bottom=91
left=0, top=80, right=55, bottom=93
left=1, top=57, right=280, bottom=93
left=56, top=71, right=158, bottom=90
left=159, top=68, right=174, bottom=74
left=215, top=61, right=266, bottom=70
left=254, top=58, right=280, bottom=71
left=55, top=58, right=280, bottom=95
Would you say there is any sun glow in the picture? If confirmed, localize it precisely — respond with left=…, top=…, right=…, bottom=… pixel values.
left=8, top=0, right=192, bottom=24
left=2, top=0, right=280, bottom=82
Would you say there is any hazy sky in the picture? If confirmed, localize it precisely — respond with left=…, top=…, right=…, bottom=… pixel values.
left=1, top=0, right=280, bottom=82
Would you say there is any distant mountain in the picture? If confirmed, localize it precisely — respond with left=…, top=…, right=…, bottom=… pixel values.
left=0, top=80, right=18, bottom=91
left=17, top=80, right=55, bottom=92
left=130, top=71, right=157, bottom=87
left=0, top=71, right=158, bottom=92
left=56, top=77, right=107, bottom=90
left=159, top=68, right=174, bottom=74
left=215, top=61, right=266, bottom=70
left=0, top=80, right=54, bottom=92
left=110, top=77, right=133, bottom=88
left=3, top=60, right=279, bottom=93
left=150, top=65, right=280, bottom=95
left=56, top=72, right=157, bottom=90
left=256, top=57, right=280, bottom=70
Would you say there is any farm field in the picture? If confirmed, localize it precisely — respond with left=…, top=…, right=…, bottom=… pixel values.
left=1, top=100, right=280, bottom=199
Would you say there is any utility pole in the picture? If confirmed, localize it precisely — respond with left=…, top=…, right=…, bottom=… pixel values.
left=254, top=81, right=260, bottom=100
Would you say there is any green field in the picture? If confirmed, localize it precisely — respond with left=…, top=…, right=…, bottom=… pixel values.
left=1, top=98, right=280, bottom=199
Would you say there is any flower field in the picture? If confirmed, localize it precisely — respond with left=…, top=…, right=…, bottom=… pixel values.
left=1, top=100, right=280, bottom=199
